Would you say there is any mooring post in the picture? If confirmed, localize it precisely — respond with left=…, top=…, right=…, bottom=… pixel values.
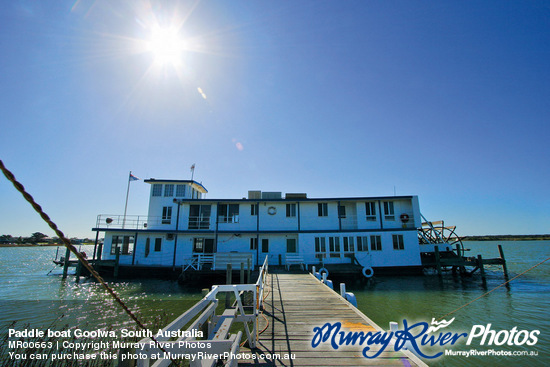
left=340, top=283, right=346, bottom=298
left=247, top=258, right=251, bottom=284
left=434, top=245, right=442, bottom=277
left=225, top=263, right=232, bottom=308
left=75, top=259, right=82, bottom=281
left=498, top=244, right=509, bottom=279
left=478, top=254, right=486, bottom=282
left=62, top=247, right=70, bottom=279
left=114, top=247, right=120, bottom=278
left=240, top=262, right=245, bottom=284
left=322, top=272, right=327, bottom=284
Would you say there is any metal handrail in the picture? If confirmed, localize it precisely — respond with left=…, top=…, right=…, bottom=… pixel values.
left=135, top=255, right=269, bottom=366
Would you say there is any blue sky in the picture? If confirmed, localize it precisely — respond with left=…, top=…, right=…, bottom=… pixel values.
left=1, top=0, right=549, bottom=238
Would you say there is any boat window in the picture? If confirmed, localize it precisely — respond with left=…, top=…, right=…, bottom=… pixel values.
left=189, top=205, right=211, bottom=229
left=393, top=234, right=404, bottom=250
left=162, top=206, right=172, bottom=224
left=152, top=184, right=162, bottom=197
left=338, top=206, right=346, bottom=218
left=251, top=204, right=258, bottom=216
left=219, top=204, right=240, bottom=223
left=154, top=238, right=162, bottom=251
left=318, top=203, right=328, bottom=217
left=250, top=238, right=258, bottom=250
left=329, top=237, right=340, bottom=257
left=175, top=185, right=186, bottom=197
left=286, top=204, right=296, bottom=217
left=193, top=238, right=204, bottom=253
left=315, top=237, right=326, bottom=259
left=365, top=202, right=377, bottom=221
left=357, top=236, right=369, bottom=251
left=286, top=238, right=297, bottom=253
left=164, top=184, right=174, bottom=197
left=261, top=239, right=269, bottom=252
left=370, top=235, right=382, bottom=251
left=383, top=201, right=395, bottom=221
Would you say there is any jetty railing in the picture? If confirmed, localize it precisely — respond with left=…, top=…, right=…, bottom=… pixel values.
left=134, top=256, right=269, bottom=367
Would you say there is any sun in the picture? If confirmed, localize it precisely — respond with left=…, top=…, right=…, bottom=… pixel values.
left=147, top=26, right=185, bottom=66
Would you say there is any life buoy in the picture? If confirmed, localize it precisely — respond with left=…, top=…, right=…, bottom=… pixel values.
left=267, top=206, right=277, bottom=215
left=400, top=213, right=410, bottom=223
left=362, top=266, right=374, bottom=278
left=319, top=267, right=329, bottom=278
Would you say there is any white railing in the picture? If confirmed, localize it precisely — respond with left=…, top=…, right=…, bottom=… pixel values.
left=134, top=256, right=269, bottom=367
left=95, top=214, right=162, bottom=230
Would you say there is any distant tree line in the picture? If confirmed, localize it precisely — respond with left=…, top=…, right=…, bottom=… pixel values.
left=462, top=234, right=550, bottom=241
left=0, top=232, right=92, bottom=245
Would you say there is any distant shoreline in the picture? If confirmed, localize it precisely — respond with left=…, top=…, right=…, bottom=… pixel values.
left=462, top=235, right=550, bottom=241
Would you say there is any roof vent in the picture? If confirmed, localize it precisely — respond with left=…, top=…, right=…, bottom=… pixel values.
left=285, top=193, right=307, bottom=199
left=248, top=190, right=261, bottom=199
left=262, top=192, right=282, bottom=199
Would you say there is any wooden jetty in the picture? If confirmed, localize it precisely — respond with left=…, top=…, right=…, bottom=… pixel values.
left=131, top=257, right=427, bottom=367
left=238, top=272, right=426, bottom=366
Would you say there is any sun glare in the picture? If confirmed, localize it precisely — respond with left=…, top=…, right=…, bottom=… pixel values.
left=147, top=26, right=185, bottom=66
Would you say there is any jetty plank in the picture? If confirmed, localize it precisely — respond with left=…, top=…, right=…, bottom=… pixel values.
left=238, top=273, right=427, bottom=366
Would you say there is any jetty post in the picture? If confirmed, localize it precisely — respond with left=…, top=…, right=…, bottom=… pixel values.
left=114, top=247, right=120, bottom=278
left=246, top=258, right=251, bottom=284
left=434, top=245, right=442, bottom=277
left=226, top=263, right=232, bottom=308
left=62, top=247, right=70, bottom=279
left=240, top=262, right=245, bottom=284
left=477, top=254, right=486, bottom=283
left=498, top=244, right=509, bottom=279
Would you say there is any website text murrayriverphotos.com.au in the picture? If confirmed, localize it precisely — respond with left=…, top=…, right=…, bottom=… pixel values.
left=4, top=317, right=541, bottom=364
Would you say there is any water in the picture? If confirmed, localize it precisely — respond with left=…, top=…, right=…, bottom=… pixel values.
left=347, top=241, right=550, bottom=366
left=0, top=241, right=548, bottom=366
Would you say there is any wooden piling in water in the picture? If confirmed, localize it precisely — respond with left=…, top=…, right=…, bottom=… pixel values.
left=225, top=263, right=232, bottom=308
left=240, top=262, right=245, bottom=284
left=114, top=247, right=120, bottom=278
left=434, top=245, right=442, bottom=277
left=478, top=254, right=486, bottom=282
left=62, top=247, right=70, bottom=279
left=498, top=244, right=509, bottom=279
left=246, top=258, right=251, bottom=284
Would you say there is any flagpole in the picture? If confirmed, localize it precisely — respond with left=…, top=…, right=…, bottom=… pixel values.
left=123, top=171, right=132, bottom=229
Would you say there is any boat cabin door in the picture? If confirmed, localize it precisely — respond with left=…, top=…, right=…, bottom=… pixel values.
left=204, top=239, right=215, bottom=254
left=193, top=238, right=216, bottom=254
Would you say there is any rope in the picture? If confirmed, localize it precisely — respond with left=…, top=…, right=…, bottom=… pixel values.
left=0, top=160, right=179, bottom=366
left=437, top=256, right=550, bottom=321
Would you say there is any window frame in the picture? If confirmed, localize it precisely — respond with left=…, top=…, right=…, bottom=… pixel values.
left=366, top=202, right=377, bottom=221
left=162, top=206, right=172, bottom=224
left=152, top=184, right=162, bottom=197
left=164, top=184, right=174, bottom=197
left=383, top=201, right=395, bottom=221
left=393, top=234, right=404, bottom=250
left=154, top=237, right=162, bottom=252
left=370, top=235, right=382, bottom=251
left=318, top=203, right=328, bottom=217
left=286, top=203, right=297, bottom=217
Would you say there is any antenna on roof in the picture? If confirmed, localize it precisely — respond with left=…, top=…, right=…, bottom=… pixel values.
left=190, top=163, right=196, bottom=181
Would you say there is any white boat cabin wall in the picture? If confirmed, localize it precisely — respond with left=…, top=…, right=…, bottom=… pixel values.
left=95, top=179, right=425, bottom=272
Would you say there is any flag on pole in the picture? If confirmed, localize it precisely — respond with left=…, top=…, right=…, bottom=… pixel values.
left=190, top=164, right=195, bottom=171
left=129, top=173, right=140, bottom=181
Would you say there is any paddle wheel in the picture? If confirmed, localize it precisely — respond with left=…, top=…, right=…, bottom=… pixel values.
left=418, top=217, right=466, bottom=257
